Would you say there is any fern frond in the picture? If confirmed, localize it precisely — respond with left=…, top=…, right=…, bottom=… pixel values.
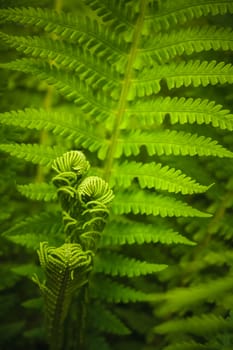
left=3, top=211, right=64, bottom=248
left=0, top=143, right=66, bottom=166
left=145, top=0, right=233, bottom=32
left=100, top=220, right=196, bottom=246
left=94, top=251, right=167, bottom=277
left=125, top=97, right=233, bottom=130
left=91, top=276, right=153, bottom=303
left=112, top=190, right=211, bottom=217
left=0, top=108, right=108, bottom=157
left=131, top=60, right=233, bottom=97
left=111, top=161, right=210, bottom=194
left=83, top=0, right=136, bottom=31
left=157, top=274, right=233, bottom=314
left=89, top=302, right=131, bottom=335
left=0, top=7, right=128, bottom=59
left=0, top=32, right=119, bottom=92
left=22, top=297, right=43, bottom=310
left=0, top=59, right=116, bottom=123
left=155, top=313, right=230, bottom=336
left=116, top=130, right=233, bottom=158
left=17, top=183, right=57, bottom=201
left=6, top=233, right=58, bottom=250
left=11, top=264, right=42, bottom=278
left=140, top=26, right=233, bottom=64
left=3, top=212, right=63, bottom=238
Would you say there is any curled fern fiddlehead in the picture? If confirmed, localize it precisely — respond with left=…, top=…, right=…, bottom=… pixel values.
left=51, top=151, right=90, bottom=237
left=78, top=176, right=114, bottom=249
left=51, top=152, right=114, bottom=248
left=78, top=175, right=114, bottom=206
left=36, top=151, right=114, bottom=349
left=34, top=242, right=93, bottom=350
left=52, top=150, right=90, bottom=180
left=52, top=150, right=90, bottom=190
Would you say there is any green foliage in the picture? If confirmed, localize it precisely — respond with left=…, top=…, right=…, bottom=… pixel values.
left=0, top=0, right=233, bottom=349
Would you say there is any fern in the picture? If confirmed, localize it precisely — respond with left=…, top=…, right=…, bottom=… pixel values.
left=124, top=97, right=233, bottom=129
left=33, top=242, right=93, bottom=350
left=0, top=1, right=233, bottom=349
left=111, top=160, right=211, bottom=194
left=155, top=313, right=232, bottom=336
left=91, top=276, right=154, bottom=303
left=17, top=182, right=57, bottom=201
left=88, top=302, right=131, bottom=335
left=100, top=219, right=196, bottom=246
left=0, top=143, right=66, bottom=167
left=94, top=251, right=167, bottom=277
left=139, top=25, right=233, bottom=63
left=112, top=190, right=211, bottom=217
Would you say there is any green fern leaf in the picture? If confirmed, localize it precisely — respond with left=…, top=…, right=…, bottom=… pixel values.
left=155, top=313, right=231, bottom=336
left=0, top=59, right=116, bottom=123
left=0, top=7, right=128, bottom=58
left=145, top=0, right=233, bottom=32
left=83, top=0, right=136, bottom=31
left=22, top=297, right=43, bottom=310
left=101, top=220, right=196, bottom=246
left=0, top=108, right=108, bottom=158
left=91, top=276, right=153, bottom=303
left=3, top=211, right=63, bottom=237
left=3, top=211, right=64, bottom=249
left=140, top=26, right=233, bottom=64
left=17, top=183, right=57, bottom=201
left=11, top=264, right=42, bottom=278
left=88, top=302, right=131, bottom=335
left=112, top=190, right=210, bottom=217
left=94, top=251, right=167, bottom=277
left=0, top=143, right=66, bottom=166
left=0, top=32, right=119, bottom=94
left=111, top=161, right=210, bottom=194
left=125, top=97, right=233, bottom=130
left=157, top=274, right=233, bottom=314
left=115, top=130, right=233, bottom=158
left=6, top=233, right=58, bottom=250
left=130, top=60, right=233, bottom=97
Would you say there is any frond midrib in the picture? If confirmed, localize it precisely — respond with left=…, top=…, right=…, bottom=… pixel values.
left=103, top=0, right=147, bottom=181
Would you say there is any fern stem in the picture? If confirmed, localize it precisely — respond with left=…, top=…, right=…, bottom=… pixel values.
left=103, top=0, right=148, bottom=181
left=36, top=0, right=63, bottom=184
left=54, top=0, right=63, bottom=13
left=35, top=86, right=54, bottom=183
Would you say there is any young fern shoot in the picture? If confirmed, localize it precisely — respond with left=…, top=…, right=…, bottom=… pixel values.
left=34, top=151, right=114, bottom=349
left=33, top=242, right=93, bottom=350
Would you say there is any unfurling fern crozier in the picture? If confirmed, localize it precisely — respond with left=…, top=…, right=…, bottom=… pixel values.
left=34, top=151, right=114, bottom=349
left=52, top=151, right=114, bottom=249
left=33, top=242, right=93, bottom=350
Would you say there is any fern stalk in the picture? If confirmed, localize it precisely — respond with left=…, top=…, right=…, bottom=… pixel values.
left=103, top=0, right=147, bottom=181
left=35, top=86, right=53, bottom=183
